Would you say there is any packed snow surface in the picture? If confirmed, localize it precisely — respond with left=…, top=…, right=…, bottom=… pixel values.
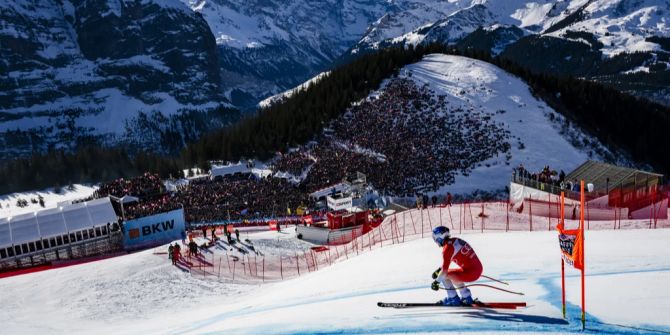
left=1, top=225, right=669, bottom=334
left=0, top=185, right=97, bottom=218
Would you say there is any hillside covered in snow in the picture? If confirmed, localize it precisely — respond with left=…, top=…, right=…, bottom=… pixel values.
left=267, top=54, right=615, bottom=197
left=1, top=217, right=669, bottom=334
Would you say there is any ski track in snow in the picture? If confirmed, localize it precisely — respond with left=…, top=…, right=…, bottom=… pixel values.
left=170, top=267, right=670, bottom=335
left=2, top=223, right=670, bottom=334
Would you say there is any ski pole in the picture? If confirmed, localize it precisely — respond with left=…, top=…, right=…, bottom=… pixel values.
left=440, top=284, right=524, bottom=296
left=481, top=274, right=509, bottom=286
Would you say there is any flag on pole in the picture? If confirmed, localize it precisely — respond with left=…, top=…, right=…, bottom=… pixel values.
left=556, top=221, right=584, bottom=270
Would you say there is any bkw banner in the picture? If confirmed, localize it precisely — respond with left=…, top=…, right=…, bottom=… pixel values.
left=123, top=208, right=185, bottom=250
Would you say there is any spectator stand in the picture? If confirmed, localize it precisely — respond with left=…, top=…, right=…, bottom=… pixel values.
left=511, top=160, right=667, bottom=222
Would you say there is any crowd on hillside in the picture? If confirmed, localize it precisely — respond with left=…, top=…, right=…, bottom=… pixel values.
left=123, top=194, right=182, bottom=221
left=271, top=151, right=314, bottom=177
left=173, top=175, right=313, bottom=223
left=93, top=172, right=164, bottom=199
left=288, top=78, right=512, bottom=196
left=93, top=79, right=516, bottom=223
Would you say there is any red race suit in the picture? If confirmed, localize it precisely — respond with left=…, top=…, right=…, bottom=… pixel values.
left=442, top=237, right=483, bottom=283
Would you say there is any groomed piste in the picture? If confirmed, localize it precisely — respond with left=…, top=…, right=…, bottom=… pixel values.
left=1, top=203, right=669, bottom=335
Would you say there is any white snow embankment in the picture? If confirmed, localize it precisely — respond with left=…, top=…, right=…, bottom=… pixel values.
left=1, top=226, right=669, bottom=334
left=171, top=229, right=670, bottom=334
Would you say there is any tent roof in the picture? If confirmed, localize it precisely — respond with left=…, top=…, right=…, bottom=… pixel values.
left=0, top=197, right=117, bottom=249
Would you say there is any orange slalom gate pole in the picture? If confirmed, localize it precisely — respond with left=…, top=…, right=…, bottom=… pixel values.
left=562, top=259, right=566, bottom=319
left=580, top=181, right=586, bottom=330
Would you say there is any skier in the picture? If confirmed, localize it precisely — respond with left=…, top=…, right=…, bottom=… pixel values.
left=430, top=226, right=483, bottom=306
left=168, top=244, right=174, bottom=260
left=234, top=228, right=240, bottom=241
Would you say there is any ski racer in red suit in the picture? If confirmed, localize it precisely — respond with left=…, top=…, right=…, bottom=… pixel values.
left=430, top=226, right=483, bottom=306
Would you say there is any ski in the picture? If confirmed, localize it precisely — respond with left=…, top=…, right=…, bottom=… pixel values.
left=377, top=301, right=526, bottom=310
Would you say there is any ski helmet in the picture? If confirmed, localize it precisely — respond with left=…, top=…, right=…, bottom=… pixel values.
left=432, top=226, right=450, bottom=246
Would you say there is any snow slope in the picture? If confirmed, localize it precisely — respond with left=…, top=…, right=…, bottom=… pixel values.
left=0, top=185, right=97, bottom=218
left=1, top=225, right=669, bottom=334
left=384, top=54, right=609, bottom=194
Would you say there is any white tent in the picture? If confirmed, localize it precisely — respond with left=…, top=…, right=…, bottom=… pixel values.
left=0, top=197, right=117, bottom=250
left=210, top=161, right=251, bottom=178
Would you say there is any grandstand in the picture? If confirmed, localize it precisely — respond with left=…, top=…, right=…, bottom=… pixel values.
left=511, top=160, right=667, bottom=220
left=0, top=198, right=122, bottom=270
left=567, top=160, right=664, bottom=194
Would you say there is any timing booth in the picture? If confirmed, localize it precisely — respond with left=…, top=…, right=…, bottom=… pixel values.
left=0, top=197, right=118, bottom=261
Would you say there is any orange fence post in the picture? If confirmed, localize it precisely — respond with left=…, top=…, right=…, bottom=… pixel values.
left=506, top=201, right=510, bottom=232
left=408, top=210, right=417, bottom=234
left=421, top=209, right=425, bottom=238
left=421, top=209, right=424, bottom=238
left=528, top=196, right=533, bottom=232
left=469, top=203, right=474, bottom=230
left=458, top=203, right=465, bottom=235
left=548, top=194, right=552, bottom=231
left=580, top=181, right=586, bottom=330
left=481, top=203, right=484, bottom=233
left=296, top=254, right=300, bottom=276
left=560, top=191, right=566, bottom=319
left=440, top=205, right=443, bottom=226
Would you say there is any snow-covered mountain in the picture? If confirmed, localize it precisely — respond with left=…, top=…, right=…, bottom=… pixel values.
left=179, top=0, right=393, bottom=108
left=181, top=0, right=669, bottom=108
left=0, top=0, right=233, bottom=157
left=3, top=0, right=668, bottom=158
left=344, top=0, right=670, bottom=104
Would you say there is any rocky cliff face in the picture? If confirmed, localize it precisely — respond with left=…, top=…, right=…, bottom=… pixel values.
left=0, top=0, right=231, bottom=157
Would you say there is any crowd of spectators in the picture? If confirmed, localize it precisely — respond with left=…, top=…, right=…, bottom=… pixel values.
left=271, top=151, right=315, bottom=177
left=283, top=78, right=512, bottom=196
left=94, top=172, right=164, bottom=199
left=173, top=175, right=313, bottom=223
left=123, top=194, right=182, bottom=221
left=514, top=164, right=566, bottom=187
left=94, top=79, right=517, bottom=223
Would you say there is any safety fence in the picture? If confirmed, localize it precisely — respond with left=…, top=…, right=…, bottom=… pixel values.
left=164, top=201, right=669, bottom=283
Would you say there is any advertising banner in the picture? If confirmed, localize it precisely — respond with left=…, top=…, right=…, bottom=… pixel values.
left=123, top=209, right=185, bottom=250
left=327, top=196, right=352, bottom=211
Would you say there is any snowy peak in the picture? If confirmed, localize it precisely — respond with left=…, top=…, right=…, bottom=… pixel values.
left=0, top=0, right=231, bottom=157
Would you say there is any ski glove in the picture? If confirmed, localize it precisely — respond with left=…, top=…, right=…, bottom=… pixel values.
left=431, top=267, right=442, bottom=280
left=431, top=281, right=440, bottom=291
